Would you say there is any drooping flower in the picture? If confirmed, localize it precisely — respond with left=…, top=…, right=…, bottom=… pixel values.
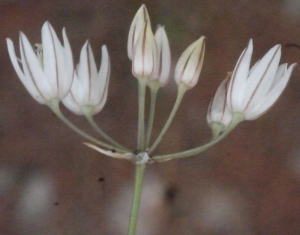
left=62, top=41, right=110, bottom=115
left=6, top=21, right=73, bottom=104
left=207, top=77, right=232, bottom=132
left=127, top=4, right=150, bottom=60
left=148, top=25, right=171, bottom=87
left=174, top=36, right=205, bottom=89
left=227, top=39, right=296, bottom=120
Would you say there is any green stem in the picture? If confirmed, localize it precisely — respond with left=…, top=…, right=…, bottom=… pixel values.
left=137, top=78, right=147, bottom=151
left=83, top=110, right=129, bottom=151
left=47, top=99, right=127, bottom=153
left=152, top=112, right=244, bottom=160
left=210, top=122, right=224, bottom=140
left=145, top=81, right=160, bottom=148
left=127, top=164, right=146, bottom=235
left=148, top=83, right=187, bottom=154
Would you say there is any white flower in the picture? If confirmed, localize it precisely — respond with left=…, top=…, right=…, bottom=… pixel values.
left=62, top=41, right=110, bottom=115
left=227, top=39, right=296, bottom=120
left=127, top=4, right=150, bottom=60
left=174, top=36, right=205, bottom=89
left=132, top=20, right=157, bottom=79
left=149, top=25, right=171, bottom=87
left=6, top=21, right=73, bottom=104
left=207, top=78, right=232, bottom=132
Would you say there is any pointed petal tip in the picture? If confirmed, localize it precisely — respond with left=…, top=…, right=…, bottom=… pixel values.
left=42, top=21, right=51, bottom=28
left=6, top=38, right=12, bottom=44
left=291, top=62, right=297, bottom=68
left=41, top=21, right=52, bottom=34
left=101, top=45, right=108, bottom=51
left=19, top=31, right=25, bottom=37
left=273, top=44, right=281, bottom=51
left=81, top=40, right=89, bottom=49
left=156, top=24, right=163, bottom=29
left=248, top=39, right=253, bottom=49
left=62, top=27, right=66, bottom=34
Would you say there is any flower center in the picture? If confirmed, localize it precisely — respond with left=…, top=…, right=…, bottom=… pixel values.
left=34, top=43, right=43, bottom=69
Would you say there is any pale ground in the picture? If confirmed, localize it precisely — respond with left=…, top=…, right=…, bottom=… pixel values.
left=1, top=0, right=300, bottom=234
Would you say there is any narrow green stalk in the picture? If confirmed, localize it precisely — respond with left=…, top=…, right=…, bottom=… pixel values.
left=127, top=164, right=146, bottom=235
left=84, top=112, right=129, bottom=151
left=137, top=78, right=147, bottom=151
left=210, top=122, right=224, bottom=140
left=148, top=83, right=188, bottom=154
left=47, top=99, right=127, bottom=153
left=152, top=112, right=244, bottom=160
left=145, top=81, right=160, bottom=148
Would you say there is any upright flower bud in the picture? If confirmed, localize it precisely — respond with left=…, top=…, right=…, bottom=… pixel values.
left=207, top=78, right=232, bottom=134
left=149, top=25, right=171, bottom=87
left=127, top=4, right=150, bottom=60
left=132, top=20, right=157, bottom=79
left=227, top=39, right=296, bottom=120
left=175, top=36, right=205, bottom=89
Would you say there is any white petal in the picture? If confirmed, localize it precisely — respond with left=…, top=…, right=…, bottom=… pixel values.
left=61, top=27, right=74, bottom=98
left=243, top=45, right=281, bottom=111
left=208, top=78, right=232, bottom=128
left=127, top=4, right=150, bottom=60
left=77, top=41, right=97, bottom=104
left=19, top=32, right=53, bottom=102
left=272, top=63, right=287, bottom=87
left=248, top=59, right=260, bottom=75
left=42, top=21, right=66, bottom=97
left=244, top=63, right=296, bottom=120
left=227, top=39, right=253, bottom=112
left=7, top=38, right=46, bottom=104
left=150, top=25, right=171, bottom=86
left=62, top=95, right=82, bottom=115
left=93, top=45, right=110, bottom=113
left=62, top=73, right=83, bottom=115
left=93, top=83, right=108, bottom=114
left=206, top=100, right=213, bottom=124
left=86, top=42, right=98, bottom=102
left=132, top=20, right=157, bottom=78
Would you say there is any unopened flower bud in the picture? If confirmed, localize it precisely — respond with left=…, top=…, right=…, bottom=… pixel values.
left=207, top=77, right=232, bottom=133
left=174, top=36, right=205, bottom=88
left=127, top=4, right=150, bottom=60
left=132, top=20, right=157, bottom=79
left=149, top=25, right=171, bottom=87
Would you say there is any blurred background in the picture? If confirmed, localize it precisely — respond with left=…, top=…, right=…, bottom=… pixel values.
left=1, top=0, right=300, bottom=234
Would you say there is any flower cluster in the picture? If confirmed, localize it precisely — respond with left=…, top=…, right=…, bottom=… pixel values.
left=5, top=6, right=297, bottom=235
left=7, top=21, right=110, bottom=117
left=127, top=4, right=206, bottom=89
left=6, top=5, right=296, bottom=161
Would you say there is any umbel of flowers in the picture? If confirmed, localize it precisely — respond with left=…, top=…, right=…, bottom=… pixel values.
left=6, top=4, right=296, bottom=235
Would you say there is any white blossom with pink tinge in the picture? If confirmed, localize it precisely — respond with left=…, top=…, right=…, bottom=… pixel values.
left=227, top=39, right=296, bottom=120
